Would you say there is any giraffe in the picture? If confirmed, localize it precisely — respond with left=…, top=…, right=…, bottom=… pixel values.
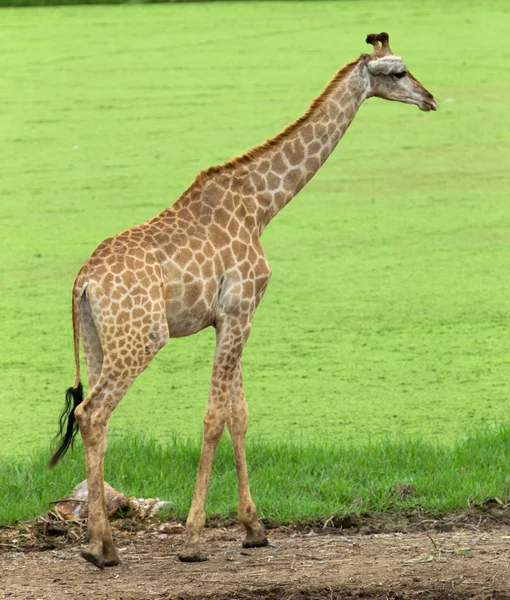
left=49, top=32, right=436, bottom=568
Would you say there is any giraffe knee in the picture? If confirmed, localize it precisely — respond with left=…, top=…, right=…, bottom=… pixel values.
left=203, top=409, right=228, bottom=444
left=203, top=421, right=225, bottom=445
left=74, top=403, right=107, bottom=432
left=74, top=403, right=86, bottom=426
left=229, top=409, right=248, bottom=437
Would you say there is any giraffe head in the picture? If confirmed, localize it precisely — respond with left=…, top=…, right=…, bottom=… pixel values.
left=362, top=32, right=437, bottom=112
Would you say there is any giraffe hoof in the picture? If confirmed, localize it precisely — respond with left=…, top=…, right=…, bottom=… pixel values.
left=81, top=550, right=105, bottom=570
left=242, top=536, right=269, bottom=549
left=178, top=551, right=208, bottom=563
left=104, top=558, right=122, bottom=567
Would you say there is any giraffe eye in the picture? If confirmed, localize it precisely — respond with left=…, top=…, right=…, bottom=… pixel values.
left=394, top=71, right=407, bottom=79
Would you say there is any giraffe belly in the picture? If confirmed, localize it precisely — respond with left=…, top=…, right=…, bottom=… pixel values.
left=165, top=309, right=212, bottom=338
left=164, top=280, right=215, bottom=338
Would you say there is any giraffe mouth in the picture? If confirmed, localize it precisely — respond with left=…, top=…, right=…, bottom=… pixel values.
left=419, top=99, right=438, bottom=112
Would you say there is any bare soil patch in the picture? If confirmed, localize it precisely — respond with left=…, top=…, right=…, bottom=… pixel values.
left=2, top=516, right=510, bottom=600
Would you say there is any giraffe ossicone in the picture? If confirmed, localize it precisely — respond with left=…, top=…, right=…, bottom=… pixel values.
left=49, top=33, right=436, bottom=568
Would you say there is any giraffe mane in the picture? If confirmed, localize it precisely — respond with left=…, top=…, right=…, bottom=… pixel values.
left=179, top=57, right=361, bottom=194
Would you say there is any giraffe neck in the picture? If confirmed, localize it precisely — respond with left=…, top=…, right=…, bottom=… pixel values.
left=242, top=58, right=368, bottom=232
left=173, top=58, right=369, bottom=236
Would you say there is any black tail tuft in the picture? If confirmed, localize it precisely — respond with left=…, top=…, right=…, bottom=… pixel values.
left=48, top=382, right=84, bottom=468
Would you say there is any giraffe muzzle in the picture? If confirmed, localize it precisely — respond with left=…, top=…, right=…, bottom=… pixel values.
left=419, top=97, right=438, bottom=112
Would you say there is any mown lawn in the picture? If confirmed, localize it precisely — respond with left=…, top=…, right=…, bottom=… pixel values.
left=0, top=0, right=509, bottom=459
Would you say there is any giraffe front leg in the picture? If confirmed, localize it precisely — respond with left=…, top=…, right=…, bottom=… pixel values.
left=179, top=314, right=250, bottom=562
left=227, top=362, right=268, bottom=549
left=178, top=401, right=226, bottom=562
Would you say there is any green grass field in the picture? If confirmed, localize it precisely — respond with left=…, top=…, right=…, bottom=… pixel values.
left=0, top=0, right=509, bottom=463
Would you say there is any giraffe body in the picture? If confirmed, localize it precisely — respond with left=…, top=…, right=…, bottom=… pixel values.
left=50, top=33, right=436, bottom=568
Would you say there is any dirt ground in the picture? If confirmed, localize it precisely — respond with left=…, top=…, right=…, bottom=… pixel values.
left=2, top=516, right=510, bottom=600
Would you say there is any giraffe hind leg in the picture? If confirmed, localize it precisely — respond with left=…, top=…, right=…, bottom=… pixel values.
left=75, top=290, right=169, bottom=568
left=74, top=374, right=123, bottom=569
left=76, top=345, right=167, bottom=568
left=80, top=291, right=104, bottom=391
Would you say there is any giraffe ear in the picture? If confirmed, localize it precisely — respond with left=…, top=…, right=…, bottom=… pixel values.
left=367, top=56, right=406, bottom=76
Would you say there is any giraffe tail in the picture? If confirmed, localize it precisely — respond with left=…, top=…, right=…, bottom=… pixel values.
left=48, top=284, right=84, bottom=468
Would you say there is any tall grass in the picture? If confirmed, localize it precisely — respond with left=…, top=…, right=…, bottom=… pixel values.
left=2, top=427, right=509, bottom=525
